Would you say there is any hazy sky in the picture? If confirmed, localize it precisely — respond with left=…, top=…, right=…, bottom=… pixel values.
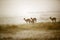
left=0, top=0, right=60, bottom=24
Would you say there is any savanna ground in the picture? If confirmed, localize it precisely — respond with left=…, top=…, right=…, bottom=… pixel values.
left=0, top=22, right=60, bottom=40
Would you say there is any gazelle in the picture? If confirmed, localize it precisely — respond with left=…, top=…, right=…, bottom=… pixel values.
left=31, top=18, right=37, bottom=23
left=24, top=18, right=31, bottom=23
left=49, top=17, right=56, bottom=23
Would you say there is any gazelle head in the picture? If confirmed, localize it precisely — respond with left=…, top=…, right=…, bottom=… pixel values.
left=31, top=18, right=33, bottom=19
left=24, top=18, right=25, bottom=20
left=50, top=17, right=52, bottom=19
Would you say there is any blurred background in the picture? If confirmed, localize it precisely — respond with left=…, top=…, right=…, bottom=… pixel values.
left=0, top=0, right=60, bottom=24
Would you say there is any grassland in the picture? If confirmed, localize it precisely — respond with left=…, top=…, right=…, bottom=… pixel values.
left=0, top=22, right=60, bottom=32
left=0, top=22, right=60, bottom=40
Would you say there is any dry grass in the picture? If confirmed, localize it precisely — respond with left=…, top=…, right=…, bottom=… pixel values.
left=0, top=22, right=60, bottom=33
left=0, top=22, right=60, bottom=40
